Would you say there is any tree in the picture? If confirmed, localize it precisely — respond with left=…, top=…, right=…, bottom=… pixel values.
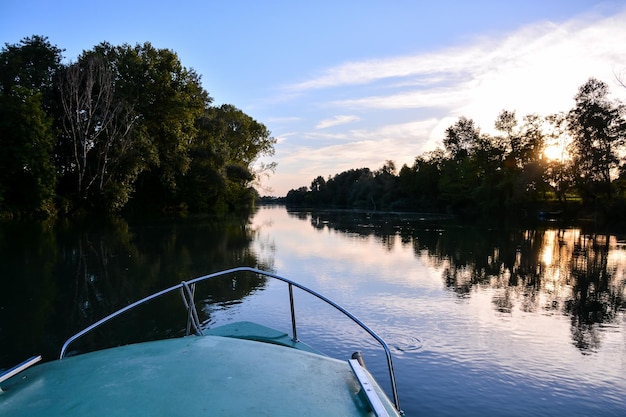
left=203, top=104, right=274, bottom=210
left=372, top=160, right=401, bottom=209
left=0, top=92, right=57, bottom=215
left=0, top=35, right=62, bottom=99
left=493, top=111, right=551, bottom=209
left=285, top=187, right=309, bottom=205
left=309, top=176, right=329, bottom=204
left=567, top=78, right=626, bottom=201
left=399, top=151, right=443, bottom=211
left=517, top=114, right=545, bottom=166
left=0, top=36, right=280, bottom=216
left=544, top=113, right=575, bottom=204
left=310, top=176, right=326, bottom=192
left=494, top=110, right=517, bottom=137
left=56, top=55, right=139, bottom=211
left=180, top=105, right=276, bottom=212
left=0, top=36, right=62, bottom=216
left=204, top=104, right=276, bottom=167
left=439, top=118, right=484, bottom=215
left=443, top=116, right=480, bottom=159
left=107, top=42, right=210, bottom=210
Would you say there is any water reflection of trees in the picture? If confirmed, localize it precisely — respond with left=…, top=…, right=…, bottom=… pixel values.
left=0, top=213, right=272, bottom=367
left=0, top=220, right=58, bottom=368
left=292, top=210, right=626, bottom=353
left=438, top=228, right=625, bottom=352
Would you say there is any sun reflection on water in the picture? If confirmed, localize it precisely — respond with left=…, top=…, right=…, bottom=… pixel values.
left=248, top=207, right=626, bottom=416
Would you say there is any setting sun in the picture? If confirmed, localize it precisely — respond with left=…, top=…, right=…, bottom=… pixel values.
left=543, top=144, right=568, bottom=162
left=544, top=145, right=561, bottom=161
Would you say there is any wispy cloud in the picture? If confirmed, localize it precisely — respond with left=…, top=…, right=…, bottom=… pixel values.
left=332, top=87, right=472, bottom=110
left=278, top=119, right=438, bottom=173
left=315, top=115, right=361, bottom=129
left=267, top=7, right=626, bottom=194
left=288, top=10, right=626, bottom=96
left=336, top=10, right=622, bottom=130
left=273, top=131, right=296, bottom=145
left=267, top=116, right=303, bottom=123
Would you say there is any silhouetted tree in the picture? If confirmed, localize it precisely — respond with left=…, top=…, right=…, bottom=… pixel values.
left=567, top=78, right=626, bottom=202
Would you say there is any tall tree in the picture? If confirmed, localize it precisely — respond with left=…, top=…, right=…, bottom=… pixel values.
left=0, top=36, right=62, bottom=216
left=544, top=113, right=575, bottom=204
left=181, top=104, right=276, bottom=211
left=0, top=35, right=62, bottom=98
left=204, top=104, right=276, bottom=168
left=57, top=55, right=139, bottom=210
left=399, top=151, right=443, bottom=210
left=59, top=42, right=212, bottom=211
left=493, top=111, right=550, bottom=208
left=0, top=92, right=57, bottom=215
left=110, top=42, right=210, bottom=209
left=440, top=118, right=483, bottom=215
left=443, top=116, right=480, bottom=160
left=567, top=78, right=626, bottom=201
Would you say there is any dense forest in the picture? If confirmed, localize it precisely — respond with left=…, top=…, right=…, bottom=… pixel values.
left=0, top=36, right=276, bottom=218
left=283, top=77, right=626, bottom=226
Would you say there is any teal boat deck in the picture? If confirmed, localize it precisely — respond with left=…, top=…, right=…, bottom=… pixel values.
left=1, top=268, right=402, bottom=416
left=204, top=321, right=323, bottom=354
left=0, top=334, right=396, bottom=416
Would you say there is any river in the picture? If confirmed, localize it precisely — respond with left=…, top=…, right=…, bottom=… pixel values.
left=1, top=205, right=625, bottom=416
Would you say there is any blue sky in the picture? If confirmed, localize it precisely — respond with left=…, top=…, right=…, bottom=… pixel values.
left=2, top=1, right=626, bottom=196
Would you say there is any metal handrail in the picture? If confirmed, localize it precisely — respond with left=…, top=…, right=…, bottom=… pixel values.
left=59, top=266, right=401, bottom=412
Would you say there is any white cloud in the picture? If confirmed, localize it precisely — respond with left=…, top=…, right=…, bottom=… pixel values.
left=273, top=131, right=296, bottom=145
left=315, top=115, right=360, bottom=129
left=288, top=10, right=626, bottom=97
left=277, top=119, right=438, bottom=182
left=333, top=86, right=472, bottom=109
left=267, top=116, right=303, bottom=124
left=265, top=7, right=626, bottom=195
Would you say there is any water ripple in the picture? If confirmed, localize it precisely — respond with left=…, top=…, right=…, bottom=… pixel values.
left=384, top=332, right=423, bottom=354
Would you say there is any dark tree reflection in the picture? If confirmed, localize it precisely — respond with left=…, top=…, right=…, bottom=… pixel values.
left=565, top=233, right=622, bottom=352
left=294, top=209, right=626, bottom=354
left=0, top=213, right=270, bottom=367
left=430, top=228, right=625, bottom=353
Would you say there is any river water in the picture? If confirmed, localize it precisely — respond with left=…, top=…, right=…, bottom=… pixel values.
left=1, top=205, right=625, bottom=416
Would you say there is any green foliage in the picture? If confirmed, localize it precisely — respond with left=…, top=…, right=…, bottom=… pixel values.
left=0, top=35, right=62, bottom=98
left=85, top=42, right=211, bottom=211
left=0, top=36, right=276, bottom=217
left=285, top=166, right=407, bottom=211
left=179, top=105, right=276, bottom=213
left=0, top=91, right=58, bottom=216
left=0, top=36, right=61, bottom=217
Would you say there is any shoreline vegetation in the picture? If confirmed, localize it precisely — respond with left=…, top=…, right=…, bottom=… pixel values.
left=259, top=200, right=623, bottom=233
left=2, top=36, right=625, bottom=228
left=276, top=77, right=626, bottom=229
left=0, top=36, right=276, bottom=219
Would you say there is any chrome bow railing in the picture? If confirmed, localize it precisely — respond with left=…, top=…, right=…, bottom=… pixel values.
left=59, top=266, right=401, bottom=412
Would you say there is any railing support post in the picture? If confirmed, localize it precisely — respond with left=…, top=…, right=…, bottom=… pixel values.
left=288, top=283, right=298, bottom=342
left=181, top=281, right=203, bottom=336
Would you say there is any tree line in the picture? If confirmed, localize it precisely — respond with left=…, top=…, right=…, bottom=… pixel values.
left=0, top=36, right=276, bottom=218
left=283, top=77, right=626, bottom=225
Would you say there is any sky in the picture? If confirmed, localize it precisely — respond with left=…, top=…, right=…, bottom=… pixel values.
left=2, top=1, right=626, bottom=196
